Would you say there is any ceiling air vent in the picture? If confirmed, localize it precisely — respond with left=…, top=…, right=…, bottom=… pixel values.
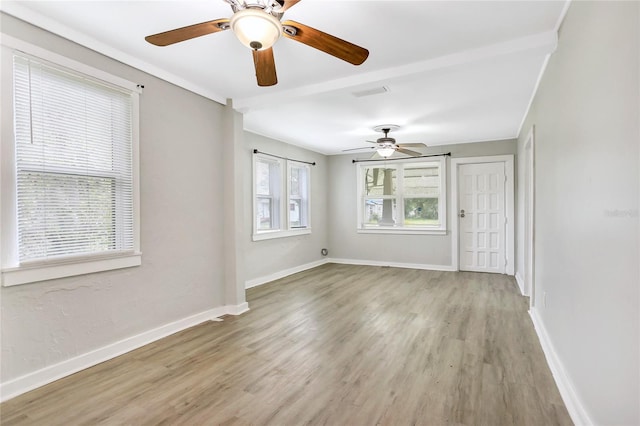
left=352, top=86, right=389, bottom=98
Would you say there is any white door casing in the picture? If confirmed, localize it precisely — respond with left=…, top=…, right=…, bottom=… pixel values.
left=524, top=126, right=536, bottom=302
left=451, top=155, right=514, bottom=275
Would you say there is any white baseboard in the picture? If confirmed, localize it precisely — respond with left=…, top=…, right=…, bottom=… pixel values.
left=529, top=308, right=593, bottom=426
left=515, top=272, right=525, bottom=295
left=0, top=303, right=248, bottom=403
left=245, top=259, right=456, bottom=291
left=225, top=302, right=250, bottom=315
left=328, top=257, right=457, bottom=272
left=245, top=259, right=329, bottom=289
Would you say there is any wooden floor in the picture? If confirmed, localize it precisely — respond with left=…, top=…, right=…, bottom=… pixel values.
left=1, top=264, right=572, bottom=425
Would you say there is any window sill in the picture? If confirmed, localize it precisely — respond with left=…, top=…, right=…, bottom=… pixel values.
left=253, top=228, right=312, bottom=241
left=357, top=228, right=447, bottom=236
left=1, top=252, right=142, bottom=287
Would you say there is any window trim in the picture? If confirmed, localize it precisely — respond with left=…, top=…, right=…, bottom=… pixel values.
left=252, top=153, right=312, bottom=241
left=0, top=35, right=141, bottom=287
left=356, top=156, right=447, bottom=235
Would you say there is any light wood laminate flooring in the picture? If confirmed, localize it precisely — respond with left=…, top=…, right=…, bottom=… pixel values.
left=1, top=264, right=572, bottom=425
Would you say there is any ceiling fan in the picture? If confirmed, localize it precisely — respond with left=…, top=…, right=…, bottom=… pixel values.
left=343, top=125, right=427, bottom=159
left=145, top=0, right=369, bottom=87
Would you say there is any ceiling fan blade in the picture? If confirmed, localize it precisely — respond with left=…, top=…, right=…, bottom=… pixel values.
left=399, top=143, right=427, bottom=148
left=145, top=19, right=230, bottom=46
left=252, top=48, right=278, bottom=87
left=282, top=20, right=369, bottom=65
left=280, top=0, right=301, bottom=12
left=396, top=148, right=423, bottom=157
left=366, top=140, right=378, bottom=144
left=342, top=146, right=375, bottom=152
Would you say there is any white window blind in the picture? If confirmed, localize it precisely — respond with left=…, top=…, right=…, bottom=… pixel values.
left=13, top=54, right=134, bottom=262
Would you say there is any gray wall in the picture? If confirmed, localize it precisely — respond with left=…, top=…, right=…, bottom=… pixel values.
left=328, top=139, right=516, bottom=266
left=243, top=132, right=329, bottom=283
left=516, top=2, right=639, bottom=424
left=1, top=14, right=228, bottom=382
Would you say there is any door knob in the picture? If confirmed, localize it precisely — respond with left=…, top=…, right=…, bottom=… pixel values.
left=459, top=209, right=465, bottom=218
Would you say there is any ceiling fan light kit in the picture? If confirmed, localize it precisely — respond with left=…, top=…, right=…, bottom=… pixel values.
left=377, top=147, right=396, bottom=158
left=230, top=8, right=283, bottom=50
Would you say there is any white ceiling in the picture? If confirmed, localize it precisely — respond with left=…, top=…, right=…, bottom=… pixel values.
left=0, top=0, right=568, bottom=155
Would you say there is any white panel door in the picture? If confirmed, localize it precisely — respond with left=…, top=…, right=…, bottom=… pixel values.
left=458, top=162, right=506, bottom=273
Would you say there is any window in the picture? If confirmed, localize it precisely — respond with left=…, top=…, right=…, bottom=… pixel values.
left=1, top=41, right=140, bottom=286
left=253, top=153, right=311, bottom=240
left=357, top=157, right=446, bottom=234
left=255, top=157, right=282, bottom=232
left=288, top=162, right=310, bottom=229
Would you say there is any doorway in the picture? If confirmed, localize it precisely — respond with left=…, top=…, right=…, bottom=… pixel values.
left=451, top=155, right=514, bottom=274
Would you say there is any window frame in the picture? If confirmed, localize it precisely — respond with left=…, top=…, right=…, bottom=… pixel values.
left=287, top=161, right=311, bottom=231
left=0, top=35, right=141, bottom=287
left=253, top=155, right=283, bottom=234
left=356, top=157, right=447, bottom=235
left=252, top=153, right=312, bottom=241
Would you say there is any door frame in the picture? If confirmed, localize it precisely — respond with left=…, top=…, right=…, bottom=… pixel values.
left=524, top=127, right=536, bottom=303
left=451, top=155, right=515, bottom=275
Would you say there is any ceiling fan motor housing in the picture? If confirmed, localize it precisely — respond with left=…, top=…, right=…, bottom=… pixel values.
left=378, top=137, right=396, bottom=144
